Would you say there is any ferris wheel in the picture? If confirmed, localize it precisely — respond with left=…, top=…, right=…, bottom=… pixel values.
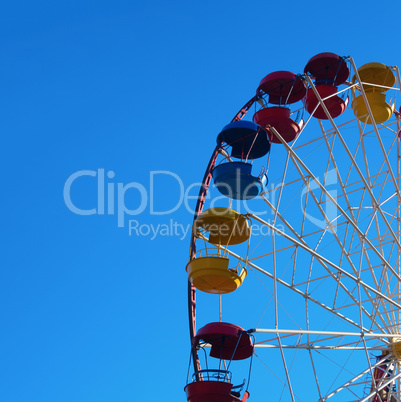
left=184, top=53, right=401, bottom=402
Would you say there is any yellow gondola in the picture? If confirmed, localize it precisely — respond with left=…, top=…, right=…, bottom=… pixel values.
left=352, top=62, right=396, bottom=124
left=186, top=256, right=247, bottom=294
left=194, top=207, right=250, bottom=245
left=186, top=207, right=250, bottom=294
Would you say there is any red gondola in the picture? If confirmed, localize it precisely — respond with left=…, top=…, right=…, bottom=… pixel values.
left=193, top=322, right=254, bottom=360
left=253, top=71, right=306, bottom=143
left=185, top=322, right=254, bottom=402
left=304, top=52, right=350, bottom=120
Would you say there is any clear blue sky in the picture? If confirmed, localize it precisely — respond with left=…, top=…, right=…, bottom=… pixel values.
left=0, top=1, right=399, bottom=401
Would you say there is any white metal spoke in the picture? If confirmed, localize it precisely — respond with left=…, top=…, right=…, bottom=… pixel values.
left=322, top=354, right=394, bottom=401
left=246, top=214, right=401, bottom=312
left=269, top=125, right=401, bottom=282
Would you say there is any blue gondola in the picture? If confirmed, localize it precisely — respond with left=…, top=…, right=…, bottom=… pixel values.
left=212, top=121, right=270, bottom=200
